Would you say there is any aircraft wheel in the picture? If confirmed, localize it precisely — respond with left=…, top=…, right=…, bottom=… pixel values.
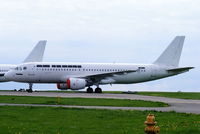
left=87, top=87, right=93, bottom=93
left=27, top=83, right=33, bottom=93
left=26, top=89, right=33, bottom=93
left=95, top=88, right=102, bottom=93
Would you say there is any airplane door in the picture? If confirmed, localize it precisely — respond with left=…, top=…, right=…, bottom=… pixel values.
left=26, top=64, right=40, bottom=82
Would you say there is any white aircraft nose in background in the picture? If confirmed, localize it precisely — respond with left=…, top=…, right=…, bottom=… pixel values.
left=4, top=71, right=12, bottom=81
left=0, top=40, right=47, bottom=82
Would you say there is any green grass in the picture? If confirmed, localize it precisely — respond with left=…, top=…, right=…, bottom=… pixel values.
left=2, top=90, right=200, bottom=100
left=136, top=92, right=200, bottom=100
left=0, top=95, right=168, bottom=107
left=0, top=106, right=200, bottom=134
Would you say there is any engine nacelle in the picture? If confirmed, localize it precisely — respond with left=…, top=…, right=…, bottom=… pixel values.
left=57, top=78, right=87, bottom=90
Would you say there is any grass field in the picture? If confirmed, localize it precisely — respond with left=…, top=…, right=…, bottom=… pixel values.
left=0, top=95, right=168, bottom=107
left=136, top=92, right=200, bottom=100
left=2, top=90, right=200, bottom=100
left=45, top=91, right=200, bottom=100
left=0, top=106, right=200, bottom=134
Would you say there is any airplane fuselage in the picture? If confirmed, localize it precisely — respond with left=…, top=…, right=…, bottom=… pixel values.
left=0, top=64, right=16, bottom=82
left=6, top=62, right=178, bottom=84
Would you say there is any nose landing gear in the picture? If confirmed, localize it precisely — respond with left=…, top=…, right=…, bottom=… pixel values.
left=26, top=83, right=33, bottom=93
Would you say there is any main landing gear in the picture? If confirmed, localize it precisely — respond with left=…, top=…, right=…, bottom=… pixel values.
left=26, top=83, right=33, bottom=93
left=95, top=87, right=102, bottom=93
left=86, top=87, right=102, bottom=93
left=86, top=87, right=93, bottom=93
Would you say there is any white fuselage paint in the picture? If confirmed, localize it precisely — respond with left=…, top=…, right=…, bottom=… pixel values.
left=6, top=62, right=178, bottom=84
left=0, top=64, right=16, bottom=82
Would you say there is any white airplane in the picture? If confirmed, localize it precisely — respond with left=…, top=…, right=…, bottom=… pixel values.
left=5, top=36, right=194, bottom=93
left=0, top=40, right=46, bottom=90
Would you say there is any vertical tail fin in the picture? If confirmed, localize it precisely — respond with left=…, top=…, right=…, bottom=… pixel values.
left=23, top=40, right=47, bottom=63
left=154, top=36, right=185, bottom=67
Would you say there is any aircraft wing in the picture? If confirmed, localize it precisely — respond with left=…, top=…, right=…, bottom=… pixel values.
left=167, top=67, right=194, bottom=73
left=23, top=40, right=47, bottom=63
left=82, top=70, right=137, bottom=84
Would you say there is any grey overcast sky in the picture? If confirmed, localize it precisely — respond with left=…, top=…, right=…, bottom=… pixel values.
left=0, top=0, right=199, bottom=91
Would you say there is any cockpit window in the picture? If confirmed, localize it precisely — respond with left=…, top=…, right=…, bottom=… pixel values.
left=23, top=67, right=27, bottom=70
left=14, top=67, right=23, bottom=71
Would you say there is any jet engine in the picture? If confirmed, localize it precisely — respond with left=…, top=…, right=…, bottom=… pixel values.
left=57, top=78, right=87, bottom=90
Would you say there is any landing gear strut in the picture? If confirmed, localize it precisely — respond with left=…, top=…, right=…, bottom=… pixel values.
left=27, top=83, right=33, bottom=93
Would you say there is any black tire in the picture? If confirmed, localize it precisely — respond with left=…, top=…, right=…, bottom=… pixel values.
left=95, top=88, right=102, bottom=93
left=87, top=88, right=93, bottom=93
left=27, top=89, right=33, bottom=93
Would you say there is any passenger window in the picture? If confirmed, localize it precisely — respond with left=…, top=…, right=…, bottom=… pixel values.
left=62, top=65, right=68, bottom=68
left=43, top=65, right=50, bottom=68
left=37, top=65, right=42, bottom=67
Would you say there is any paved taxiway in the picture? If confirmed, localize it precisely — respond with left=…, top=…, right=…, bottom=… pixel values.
left=0, top=91, right=200, bottom=114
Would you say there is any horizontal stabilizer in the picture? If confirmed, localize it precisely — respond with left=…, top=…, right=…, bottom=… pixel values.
left=23, top=40, right=47, bottom=63
left=167, top=67, right=194, bottom=73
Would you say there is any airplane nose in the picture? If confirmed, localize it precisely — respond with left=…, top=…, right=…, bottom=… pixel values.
left=5, top=72, right=13, bottom=81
